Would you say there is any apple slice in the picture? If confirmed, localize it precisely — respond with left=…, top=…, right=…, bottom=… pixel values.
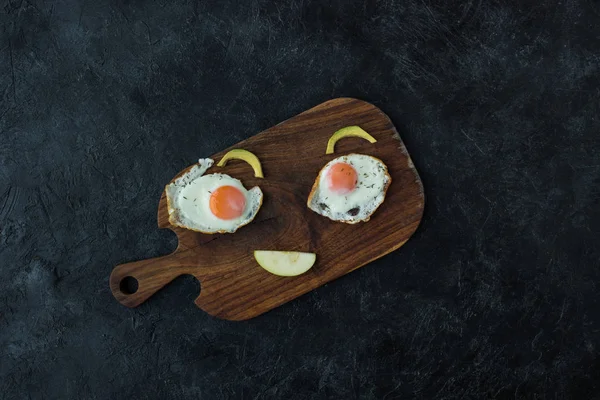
left=326, top=126, right=377, bottom=154
left=254, top=251, right=316, bottom=277
left=217, top=149, right=264, bottom=178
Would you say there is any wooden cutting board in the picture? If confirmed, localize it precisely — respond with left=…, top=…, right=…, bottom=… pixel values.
left=109, top=98, right=424, bottom=320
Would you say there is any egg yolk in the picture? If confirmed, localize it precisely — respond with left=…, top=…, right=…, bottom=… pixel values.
left=327, top=162, right=357, bottom=194
left=209, top=185, right=246, bottom=220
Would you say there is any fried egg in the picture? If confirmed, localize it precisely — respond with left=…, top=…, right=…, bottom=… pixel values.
left=307, top=154, right=391, bottom=223
left=166, top=159, right=263, bottom=233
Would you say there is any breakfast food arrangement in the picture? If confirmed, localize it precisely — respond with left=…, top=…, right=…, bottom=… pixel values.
left=110, top=98, right=424, bottom=320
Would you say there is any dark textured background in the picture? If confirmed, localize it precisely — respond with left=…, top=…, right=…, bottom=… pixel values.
left=1, top=0, right=599, bottom=399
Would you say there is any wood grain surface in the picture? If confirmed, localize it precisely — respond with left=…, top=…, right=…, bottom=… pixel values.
left=109, top=98, right=424, bottom=320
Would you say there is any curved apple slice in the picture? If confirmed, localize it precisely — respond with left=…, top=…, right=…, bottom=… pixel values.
left=326, top=126, right=377, bottom=154
left=254, top=251, right=316, bottom=277
left=217, top=149, right=264, bottom=178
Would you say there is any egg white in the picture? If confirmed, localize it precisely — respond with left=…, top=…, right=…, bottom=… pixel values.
left=307, top=154, right=391, bottom=223
left=166, top=158, right=263, bottom=233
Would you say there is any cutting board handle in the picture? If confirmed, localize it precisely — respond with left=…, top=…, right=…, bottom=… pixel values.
left=109, top=253, right=190, bottom=308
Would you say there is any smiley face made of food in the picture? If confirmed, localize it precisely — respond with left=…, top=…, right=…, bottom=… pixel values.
left=165, top=127, right=390, bottom=277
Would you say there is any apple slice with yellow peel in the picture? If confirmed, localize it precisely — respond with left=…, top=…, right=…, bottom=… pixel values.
left=326, top=126, right=377, bottom=154
left=254, top=251, right=316, bottom=277
left=217, top=149, right=264, bottom=178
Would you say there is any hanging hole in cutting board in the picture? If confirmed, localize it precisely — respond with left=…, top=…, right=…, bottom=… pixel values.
left=120, top=276, right=139, bottom=294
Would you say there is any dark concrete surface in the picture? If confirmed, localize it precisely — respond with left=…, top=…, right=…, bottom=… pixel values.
left=1, top=0, right=599, bottom=399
